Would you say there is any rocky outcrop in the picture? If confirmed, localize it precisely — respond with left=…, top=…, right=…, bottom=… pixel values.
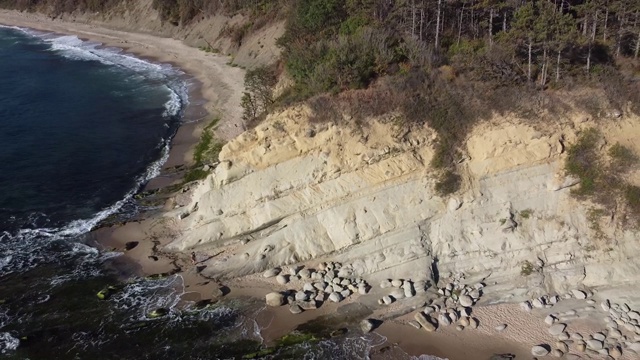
left=167, top=104, right=640, bottom=307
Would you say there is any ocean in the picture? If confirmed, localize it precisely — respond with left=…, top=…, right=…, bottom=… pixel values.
left=0, top=26, right=441, bottom=360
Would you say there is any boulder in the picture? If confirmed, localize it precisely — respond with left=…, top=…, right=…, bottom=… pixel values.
left=276, top=275, right=289, bottom=285
left=382, top=296, right=393, bottom=305
left=531, top=345, right=550, bottom=357
left=469, top=317, right=479, bottom=329
left=404, top=285, right=415, bottom=298
left=550, top=349, right=564, bottom=357
left=289, top=304, right=303, bottom=314
left=408, top=320, right=422, bottom=329
left=414, top=312, right=437, bottom=332
left=329, top=292, right=342, bottom=303
left=360, top=319, right=375, bottom=333
left=295, top=292, right=309, bottom=302
left=545, top=314, right=557, bottom=325
left=586, top=339, right=603, bottom=350
left=265, top=292, right=284, bottom=307
left=299, top=269, right=311, bottom=279
left=459, top=295, right=474, bottom=307
left=520, top=301, right=532, bottom=311
left=358, top=285, right=369, bottom=295
left=299, top=300, right=318, bottom=310
left=390, top=289, right=405, bottom=300
left=549, top=323, right=567, bottom=336
left=532, top=298, right=544, bottom=308
left=439, top=313, right=451, bottom=326
left=571, top=289, right=587, bottom=299
left=263, top=268, right=281, bottom=278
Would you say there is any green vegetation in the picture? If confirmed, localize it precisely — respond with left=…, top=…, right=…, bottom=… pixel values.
left=241, top=65, right=278, bottom=126
left=520, top=260, right=534, bottom=276
left=520, top=209, right=533, bottom=219
left=609, top=143, right=637, bottom=169
left=183, top=118, right=222, bottom=183
left=565, top=128, right=601, bottom=196
left=625, top=185, right=640, bottom=215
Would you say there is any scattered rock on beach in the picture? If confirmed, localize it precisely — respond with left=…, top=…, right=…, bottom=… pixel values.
left=382, top=295, right=393, bottom=305
left=276, top=275, right=289, bottom=285
left=414, top=312, right=437, bottom=332
left=360, top=319, right=375, bottom=333
left=531, top=345, right=550, bottom=356
left=495, top=324, right=507, bottom=332
left=263, top=268, right=281, bottom=278
left=289, top=304, right=303, bottom=314
left=329, top=292, right=342, bottom=303
left=571, top=289, right=587, bottom=299
left=459, top=295, right=474, bottom=307
left=265, top=292, right=284, bottom=307
left=549, top=323, right=566, bottom=336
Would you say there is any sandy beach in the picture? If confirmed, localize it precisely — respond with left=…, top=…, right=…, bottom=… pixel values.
left=1, top=9, right=625, bottom=360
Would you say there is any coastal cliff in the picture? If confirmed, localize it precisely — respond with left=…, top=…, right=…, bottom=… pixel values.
left=168, top=102, right=640, bottom=308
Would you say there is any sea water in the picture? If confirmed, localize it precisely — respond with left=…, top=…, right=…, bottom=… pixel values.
left=0, top=26, right=442, bottom=360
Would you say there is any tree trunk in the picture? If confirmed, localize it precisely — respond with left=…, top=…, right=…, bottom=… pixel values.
left=528, top=39, right=532, bottom=82
left=586, top=43, right=592, bottom=73
left=556, top=49, right=561, bottom=82
left=636, top=29, right=640, bottom=59
left=435, top=0, right=442, bottom=48
left=457, top=3, right=465, bottom=46
left=603, top=7, right=608, bottom=42
left=489, top=8, right=494, bottom=46
left=411, top=0, right=416, bottom=38
left=502, top=11, right=507, bottom=32
left=592, top=10, right=598, bottom=42
left=616, top=6, right=626, bottom=57
left=420, top=7, right=424, bottom=41
left=583, top=17, right=588, bottom=36
left=541, top=47, right=547, bottom=87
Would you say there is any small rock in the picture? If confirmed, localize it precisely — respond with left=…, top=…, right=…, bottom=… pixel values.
left=610, top=346, right=622, bottom=359
left=360, top=319, right=375, bottom=333
left=329, top=292, right=342, bottom=303
left=495, top=324, right=507, bottom=332
left=558, top=332, right=570, bottom=341
left=265, top=292, right=284, bottom=307
left=390, top=289, right=405, bottom=300
left=299, top=300, right=318, bottom=310
left=531, top=345, right=550, bottom=356
left=576, top=343, right=586, bottom=352
left=340, top=289, right=351, bottom=298
left=572, top=333, right=583, bottom=340
left=391, top=279, right=403, bottom=287
left=382, top=296, right=393, bottom=305
left=299, top=269, right=311, bottom=279
left=532, top=298, right=544, bottom=308
left=601, top=299, right=611, bottom=311
left=358, top=285, right=369, bottom=295
left=549, top=323, right=567, bottom=336
left=592, top=332, right=606, bottom=341
left=276, top=275, right=289, bottom=285
left=380, top=279, right=392, bottom=288
left=456, top=325, right=464, bottom=331
left=303, top=283, right=315, bottom=292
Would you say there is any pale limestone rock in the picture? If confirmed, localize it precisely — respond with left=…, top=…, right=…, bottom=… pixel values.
left=586, top=339, right=603, bottom=350
left=571, top=289, right=587, bottom=299
left=459, top=295, right=473, bottom=307
left=531, top=345, right=550, bottom=356
left=265, top=292, right=284, bottom=306
left=263, top=268, right=281, bottom=278
left=549, top=323, right=567, bottom=336
left=414, top=312, right=437, bottom=332
left=360, top=319, right=375, bottom=333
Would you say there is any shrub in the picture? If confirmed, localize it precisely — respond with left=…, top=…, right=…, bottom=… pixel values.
left=242, top=65, right=278, bottom=125
left=609, top=143, right=637, bottom=170
left=625, top=185, right=640, bottom=214
left=434, top=170, right=461, bottom=196
left=565, top=128, right=600, bottom=196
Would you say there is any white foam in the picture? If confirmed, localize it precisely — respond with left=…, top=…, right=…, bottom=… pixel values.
left=0, top=332, right=19, bottom=354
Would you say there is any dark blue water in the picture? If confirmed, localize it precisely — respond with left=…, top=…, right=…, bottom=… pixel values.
left=0, top=26, right=426, bottom=360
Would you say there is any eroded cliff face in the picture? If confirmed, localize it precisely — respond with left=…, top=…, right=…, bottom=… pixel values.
left=167, top=105, right=640, bottom=306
